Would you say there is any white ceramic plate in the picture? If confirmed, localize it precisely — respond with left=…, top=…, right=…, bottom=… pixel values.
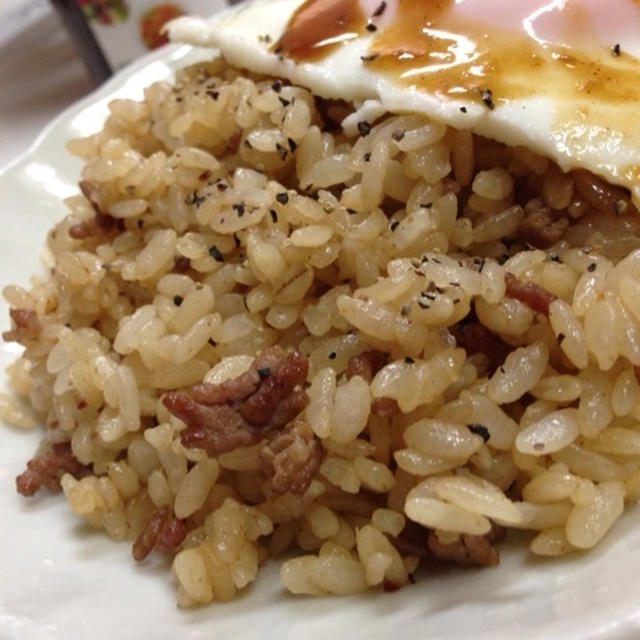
left=2, top=40, right=640, bottom=640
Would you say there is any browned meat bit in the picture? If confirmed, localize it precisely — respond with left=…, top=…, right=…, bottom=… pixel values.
left=371, top=397, right=398, bottom=418
left=68, top=180, right=117, bottom=239
left=392, top=521, right=430, bottom=558
left=16, top=442, right=85, bottom=496
left=346, top=350, right=388, bottom=382
left=259, top=420, right=322, bottom=495
left=516, top=199, right=569, bottom=248
left=163, top=346, right=309, bottom=455
left=132, top=506, right=188, bottom=561
left=504, top=272, right=556, bottom=316
left=450, top=317, right=511, bottom=373
left=427, top=530, right=500, bottom=567
left=2, top=307, right=41, bottom=342
left=572, top=169, right=638, bottom=217
left=68, top=213, right=116, bottom=239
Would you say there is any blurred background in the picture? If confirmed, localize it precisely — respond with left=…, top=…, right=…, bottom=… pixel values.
left=0, top=0, right=231, bottom=166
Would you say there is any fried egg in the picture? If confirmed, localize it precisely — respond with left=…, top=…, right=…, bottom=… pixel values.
left=168, top=0, right=640, bottom=201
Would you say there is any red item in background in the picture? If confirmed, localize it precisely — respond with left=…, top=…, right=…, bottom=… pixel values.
left=140, top=3, right=184, bottom=49
left=77, top=0, right=129, bottom=25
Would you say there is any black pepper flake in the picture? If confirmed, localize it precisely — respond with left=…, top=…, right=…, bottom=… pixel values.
left=400, top=304, right=411, bottom=316
left=233, top=233, right=241, bottom=247
left=288, top=137, right=297, bottom=152
left=276, top=143, right=288, bottom=161
left=244, top=139, right=253, bottom=149
left=533, top=442, right=545, bottom=451
left=418, top=300, right=430, bottom=310
left=420, top=202, right=433, bottom=209
left=432, top=258, right=442, bottom=264
left=357, top=120, right=372, bottom=136
left=391, top=129, right=405, bottom=142
left=498, top=253, right=510, bottom=265
left=208, top=245, right=224, bottom=262
left=274, top=45, right=283, bottom=54
left=217, top=182, right=229, bottom=191
left=587, top=262, right=597, bottom=272
left=233, top=203, right=246, bottom=217
left=390, top=220, right=400, bottom=231
left=257, top=366, right=271, bottom=379
left=208, top=338, right=217, bottom=347
left=363, top=152, right=372, bottom=162
left=459, top=106, right=468, bottom=113
left=558, top=332, right=566, bottom=342
left=173, top=295, right=184, bottom=306
left=612, top=43, right=621, bottom=57
left=480, top=88, right=495, bottom=110
left=360, top=53, right=379, bottom=62
left=270, top=209, right=279, bottom=223
left=206, top=90, right=219, bottom=100
left=467, top=423, right=490, bottom=442
left=365, top=22, right=377, bottom=32
left=347, top=208, right=358, bottom=215
left=372, top=1, right=386, bottom=17
left=271, top=80, right=283, bottom=92
left=449, top=281, right=460, bottom=287
left=186, top=191, right=206, bottom=208
left=276, top=192, right=289, bottom=205
left=278, top=96, right=291, bottom=107
left=328, top=351, right=337, bottom=360
left=137, top=219, right=144, bottom=229
left=423, top=293, right=436, bottom=301
left=404, top=356, right=415, bottom=364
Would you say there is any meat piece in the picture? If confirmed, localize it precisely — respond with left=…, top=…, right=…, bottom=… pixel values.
left=427, top=530, right=500, bottom=567
left=163, top=346, right=309, bottom=455
left=2, top=308, right=41, bottom=343
left=132, top=506, right=188, bottom=561
left=346, top=350, right=388, bottom=382
left=68, top=180, right=117, bottom=239
left=505, top=272, right=557, bottom=316
left=450, top=317, right=511, bottom=373
left=572, top=169, right=638, bottom=217
left=515, top=199, right=569, bottom=248
left=259, top=420, right=322, bottom=495
left=371, top=397, right=398, bottom=418
left=68, top=213, right=116, bottom=239
left=16, top=442, right=85, bottom=496
left=392, top=521, right=429, bottom=558
left=173, top=256, right=191, bottom=273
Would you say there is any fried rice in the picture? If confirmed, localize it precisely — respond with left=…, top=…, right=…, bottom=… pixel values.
left=3, top=53, right=640, bottom=606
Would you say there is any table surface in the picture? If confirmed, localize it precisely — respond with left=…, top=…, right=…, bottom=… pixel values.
left=0, top=0, right=93, bottom=168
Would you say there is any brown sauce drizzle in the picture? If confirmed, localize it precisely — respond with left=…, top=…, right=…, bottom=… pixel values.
left=274, top=0, right=366, bottom=61
left=275, top=0, right=640, bottom=111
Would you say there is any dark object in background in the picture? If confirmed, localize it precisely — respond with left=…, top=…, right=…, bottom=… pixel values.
left=50, top=0, right=113, bottom=85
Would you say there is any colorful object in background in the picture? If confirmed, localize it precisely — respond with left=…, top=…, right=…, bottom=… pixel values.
left=140, top=3, right=184, bottom=49
left=77, top=0, right=129, bottom=25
